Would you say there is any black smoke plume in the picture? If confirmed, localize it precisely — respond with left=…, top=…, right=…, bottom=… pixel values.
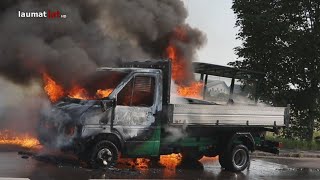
left=0, top=0, right=206, bottom=88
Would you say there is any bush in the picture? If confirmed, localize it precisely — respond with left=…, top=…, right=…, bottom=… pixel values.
left=266, top=132, right=320, bottom=150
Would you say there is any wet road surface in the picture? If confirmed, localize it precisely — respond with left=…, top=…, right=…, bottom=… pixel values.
left=0, top=151, right=320, bottom=180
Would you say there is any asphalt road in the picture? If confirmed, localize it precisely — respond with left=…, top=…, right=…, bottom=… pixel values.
left=0, top=151, right=320, bottom=180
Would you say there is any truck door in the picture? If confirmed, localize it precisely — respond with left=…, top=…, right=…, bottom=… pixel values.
left=113, top=74, right=160, bottom=157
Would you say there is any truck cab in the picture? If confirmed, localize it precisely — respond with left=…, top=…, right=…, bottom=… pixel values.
left=95, top=67, right=163, bottom=157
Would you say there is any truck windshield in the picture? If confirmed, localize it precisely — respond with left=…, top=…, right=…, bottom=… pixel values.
left=69, top=70, right=129, bottom=100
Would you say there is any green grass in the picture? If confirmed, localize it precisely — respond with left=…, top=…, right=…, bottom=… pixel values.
left=266, top=132, right=320, bottom=150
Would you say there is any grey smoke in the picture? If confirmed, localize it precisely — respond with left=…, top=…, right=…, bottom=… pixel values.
left=0, top=77, right=49, bottom=135
left=163, top=125, right=187, bottom=143
left=0, top=0, right=206, bottom=88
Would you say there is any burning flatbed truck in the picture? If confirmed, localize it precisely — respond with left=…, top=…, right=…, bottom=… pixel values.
left=39, top=60, right=290, bottom=172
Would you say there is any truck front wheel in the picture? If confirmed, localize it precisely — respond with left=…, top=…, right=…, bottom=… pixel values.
left=89, top=140, right=119, bottom=168
left=219, top=144, right=250, bottom=172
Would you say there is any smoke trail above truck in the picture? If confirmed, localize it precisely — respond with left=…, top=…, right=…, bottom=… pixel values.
left=0, top=0, right=206, bottom=97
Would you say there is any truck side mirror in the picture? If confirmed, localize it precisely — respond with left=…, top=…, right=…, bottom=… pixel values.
left=100, top=101, right=108, bottom=112
left=100, top=99, right=116, bottom=112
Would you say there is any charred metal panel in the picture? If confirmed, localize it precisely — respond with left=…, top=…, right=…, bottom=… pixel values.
left=80, top=106, right=111, bottom=125
left=39, top=99, right=114, bottom=148
left=113, top=106, right=159, bottom=156
left=114, top=106, right=155, bottom=138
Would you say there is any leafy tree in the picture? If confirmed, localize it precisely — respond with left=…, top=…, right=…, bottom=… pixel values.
left=230, top=0, right=320, bottom=141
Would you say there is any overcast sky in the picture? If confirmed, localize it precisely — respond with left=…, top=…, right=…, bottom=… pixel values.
left=185, top=0, right=241, bottom=66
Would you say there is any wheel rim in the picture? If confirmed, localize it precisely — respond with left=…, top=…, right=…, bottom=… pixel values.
left=232, top=149, right=247, bottom=169
left=97, top=148, right=113, bottom=166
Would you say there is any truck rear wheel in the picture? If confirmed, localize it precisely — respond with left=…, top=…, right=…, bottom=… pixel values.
left=219, top=144, right=250, bottom=172
left=89, top=140, right=119, bottom=168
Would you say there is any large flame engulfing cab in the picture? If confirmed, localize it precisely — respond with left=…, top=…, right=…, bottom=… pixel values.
left=42, top=26, right=204, bottom=102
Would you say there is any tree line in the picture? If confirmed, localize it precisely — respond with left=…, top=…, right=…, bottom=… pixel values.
left=230, top=0, right=320, bottom=141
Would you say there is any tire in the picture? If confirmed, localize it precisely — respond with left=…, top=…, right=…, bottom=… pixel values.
left=221, top=144, right=250, bottom=172
left=89, top=140, right=119, bottom=169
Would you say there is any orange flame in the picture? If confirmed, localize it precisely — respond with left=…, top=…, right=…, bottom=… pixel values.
left=68, top=85, right=88, bottom=100
left=96, top=89, right=113, bottom=99
left=118, top=154, right=218, bottom=178
left=118, top=154, right=182, bottom=171
left=42, top=72, right=113, bottom=102
left=159, top=154, right=183, bottom=177
left=0, top=130, right=40, bottom=149
left=118, top=158, right=150, bottom=170
left=159, top=153, right=182, bottom=168
left=166, top=27, right=204, bottom=99
left=43, top=73, right=65, bottom=102
left=166, top=45, right=188, bottom=83
left=177, top=82, right=203, bottom=99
